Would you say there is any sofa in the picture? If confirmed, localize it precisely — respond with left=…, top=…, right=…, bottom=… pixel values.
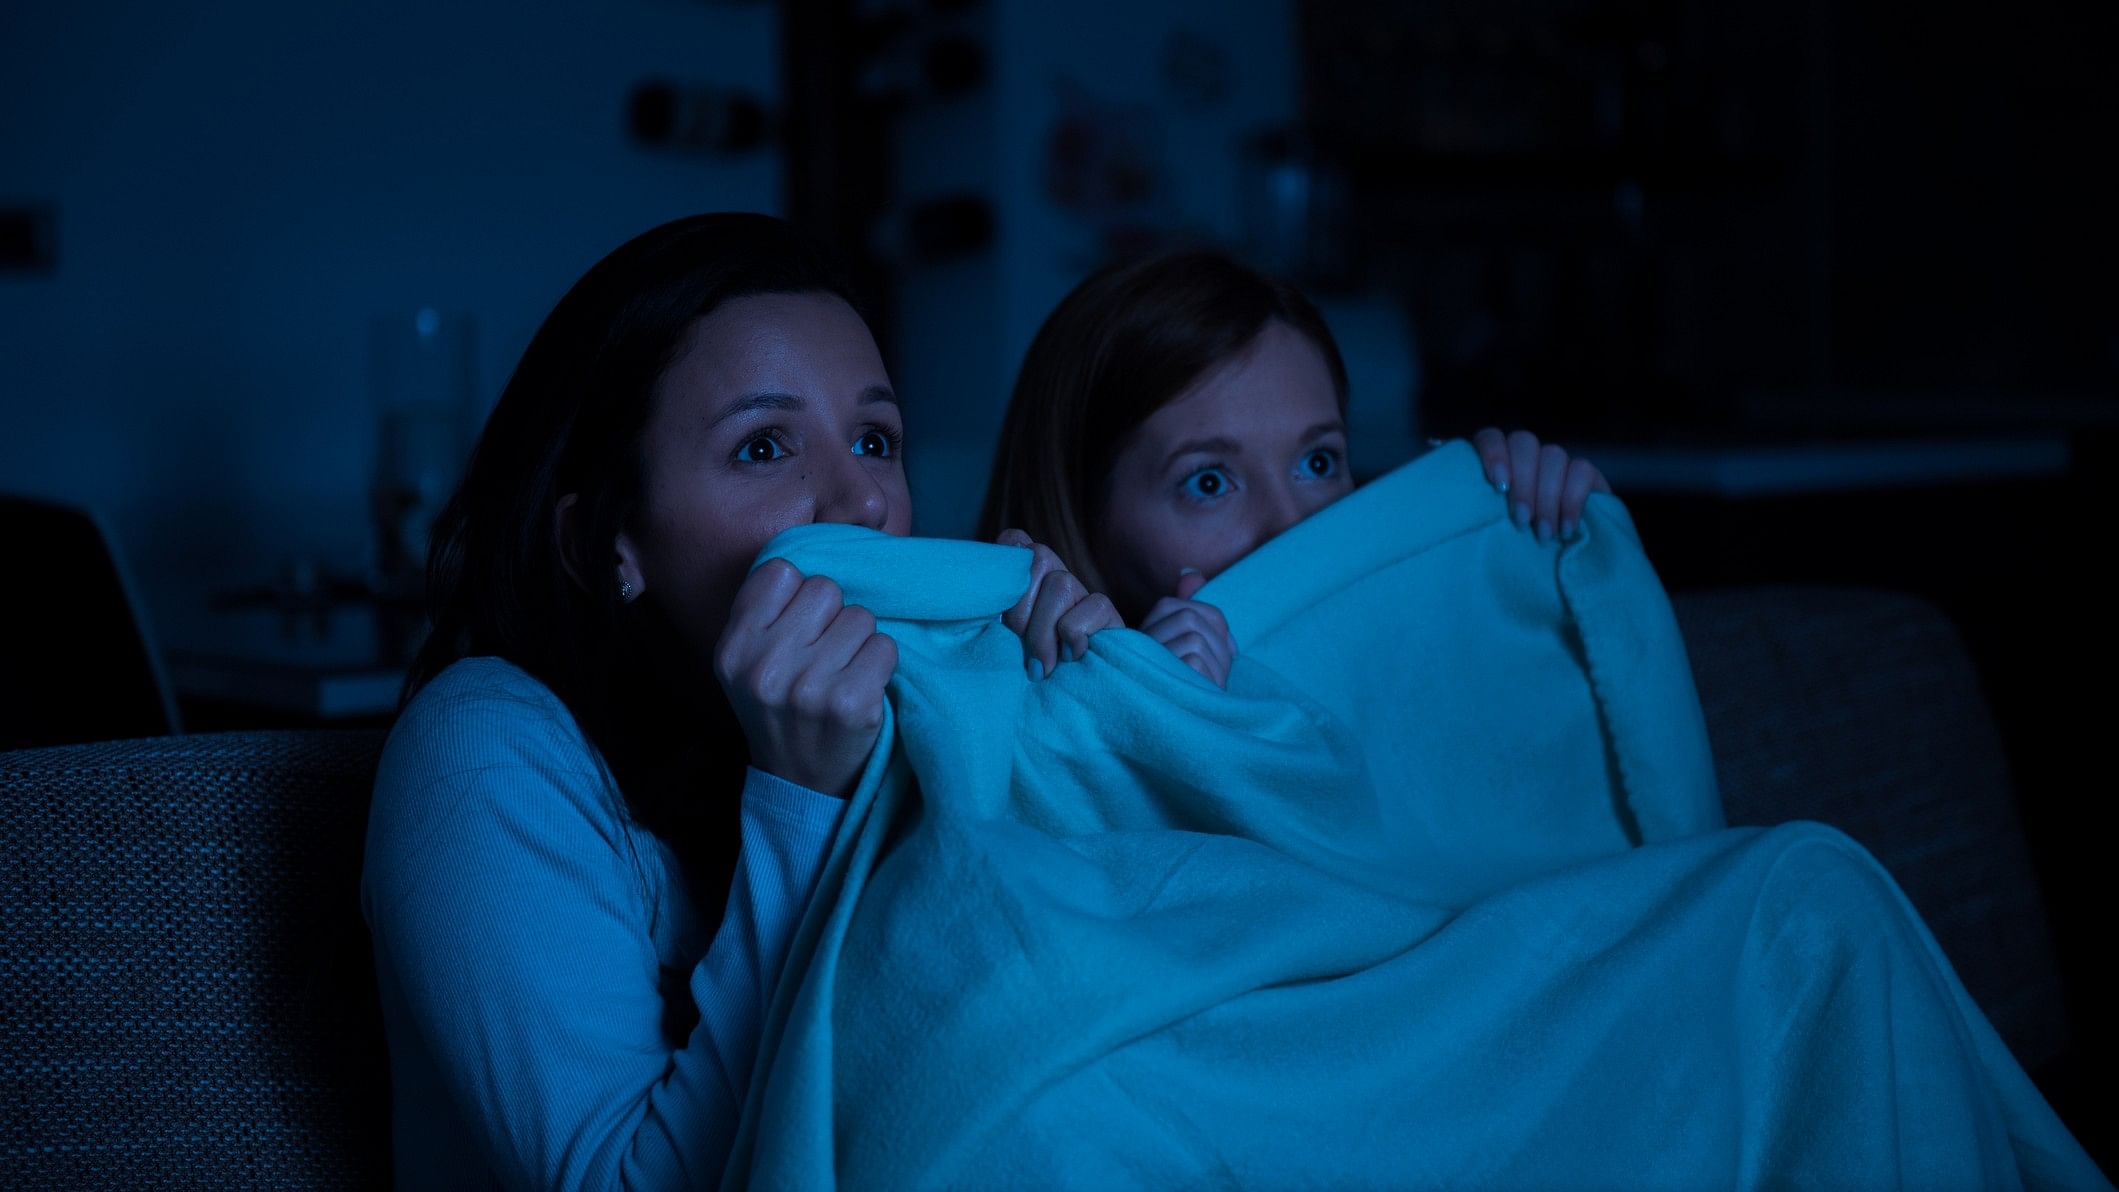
left=0, top=586, right=2084, bottom=1186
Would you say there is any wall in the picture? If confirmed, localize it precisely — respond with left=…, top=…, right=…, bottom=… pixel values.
left=0, top=0, right=779, bottom=647
left=890, top=0, right=1300, bottom=538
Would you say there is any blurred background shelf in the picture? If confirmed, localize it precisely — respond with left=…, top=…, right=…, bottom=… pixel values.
left=1577, top=433, right=2071, bottom=497
left=167, top=652, right=403, bottom=728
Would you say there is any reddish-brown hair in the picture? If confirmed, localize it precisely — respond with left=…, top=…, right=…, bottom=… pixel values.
left=977, top=250, right=1348, bottom=592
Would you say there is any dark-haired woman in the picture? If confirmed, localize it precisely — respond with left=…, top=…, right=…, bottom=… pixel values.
left=361, top=213, right=1121, bottom=1188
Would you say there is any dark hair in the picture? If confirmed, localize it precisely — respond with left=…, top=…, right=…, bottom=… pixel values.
left=406, top=212, right=857, bottom=883
left=976, top=250, right=1348, bottom=594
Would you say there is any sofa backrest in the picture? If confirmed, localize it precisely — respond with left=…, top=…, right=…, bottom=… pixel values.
left=1672, top=585, right=2070, bottom=1075
left=2, top=730, right=390, bottom=1187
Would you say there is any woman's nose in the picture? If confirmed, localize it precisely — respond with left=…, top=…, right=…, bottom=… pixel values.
left=1248, top=482, right=1307, bottom=552
left=819, top=451, right=890, bottom=531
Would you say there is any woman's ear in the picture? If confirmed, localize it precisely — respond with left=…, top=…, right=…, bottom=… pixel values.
left=554, top=493, right=646, bottom=600
left=612, top=529, right=646, bottom=602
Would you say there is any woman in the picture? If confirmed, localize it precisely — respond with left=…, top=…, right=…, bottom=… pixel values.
left=955, top=251, right=2109, bottom=1189
left=978, top=249, right=1609, bottom=687
left=361, top=213, right=1122, bottom=1188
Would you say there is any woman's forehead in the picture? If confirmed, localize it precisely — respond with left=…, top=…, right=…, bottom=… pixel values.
left=661, top=292, right=890, bottom=411
left=1140, top=324, right=1341, bottom=445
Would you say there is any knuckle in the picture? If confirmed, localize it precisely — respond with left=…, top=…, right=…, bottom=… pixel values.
left=743, top=658, right=787, bottom=700
left=713, top=638, right=745, bottom=680
left=791, top=674, right=833, bottom=715
left=840, top=604, right=877, bottom=636
left=827, top=685, right=872, bottom=723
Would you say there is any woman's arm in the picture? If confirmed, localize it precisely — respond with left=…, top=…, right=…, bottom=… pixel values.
left=364, top=680, right=841, bottom=1189
left=681, top=768, right=844, bottom=1167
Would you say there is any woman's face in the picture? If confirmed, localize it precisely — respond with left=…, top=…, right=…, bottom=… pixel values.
left=616, top=290, right=912, bottom=659
left=1095, top=319, right=1352, bottom=619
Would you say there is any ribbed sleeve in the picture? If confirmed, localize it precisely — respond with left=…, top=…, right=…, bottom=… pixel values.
left=361, top=658, right=842, bottom=1190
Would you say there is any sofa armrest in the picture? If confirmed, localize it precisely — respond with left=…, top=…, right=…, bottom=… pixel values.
left=0, top=729, right=391, bottom=1184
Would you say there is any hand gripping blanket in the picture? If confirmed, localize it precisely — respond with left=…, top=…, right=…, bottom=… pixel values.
left=725, top=443, right=2105, bottom=1190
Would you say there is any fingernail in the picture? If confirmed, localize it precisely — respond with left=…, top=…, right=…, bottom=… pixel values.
left=1179, top=566, right=1199, bottom=576
left=1027, top=657, right=1044, bottom=682
left=1511, top=502, right=1531, bottom=529
left=1059, top=642, right=1074, bottom=664
left=1536, top=518, right=1553, bottom=543
left=1561, top=518, right=1579, bottom=542
left=1495, top=472, right=1511, bottom=494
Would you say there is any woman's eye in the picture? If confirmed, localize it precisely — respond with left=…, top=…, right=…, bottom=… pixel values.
left=1302, top=449, right=1339, bottom=478
left=853, top=429, right=899, bottom=458
left=1181, top=467, right=1234, bottom=500
left=739, top=436, right=786, bottom=463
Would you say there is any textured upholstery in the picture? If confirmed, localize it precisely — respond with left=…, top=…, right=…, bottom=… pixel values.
left=1672, top=586, right=2070, bottom=1073
left=1, top=730, right=389, bottom=1188
left=0, top=588, right=2072, bottom=1185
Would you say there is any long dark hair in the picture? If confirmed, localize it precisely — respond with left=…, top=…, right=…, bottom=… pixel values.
left=976, top=250, right=1348, bottom=594
left=406, top=212, right=857, bottom=880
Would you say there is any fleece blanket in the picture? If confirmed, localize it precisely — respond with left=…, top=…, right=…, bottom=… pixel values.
left=725, top=443, right=2104, bottom=1189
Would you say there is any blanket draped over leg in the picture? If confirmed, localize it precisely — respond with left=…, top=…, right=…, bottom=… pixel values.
left=725, top=444, right=2104, bottom=1191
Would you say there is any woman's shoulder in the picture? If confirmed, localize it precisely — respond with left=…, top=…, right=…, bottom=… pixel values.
left=368, top=658, right=623, bottom=868
left=362, top=659, right=682, bottom=958
left=382, top=658, right=590, bottom=766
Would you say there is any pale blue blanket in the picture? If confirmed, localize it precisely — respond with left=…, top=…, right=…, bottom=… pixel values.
left=727, top=444, right=2104, bottom=1189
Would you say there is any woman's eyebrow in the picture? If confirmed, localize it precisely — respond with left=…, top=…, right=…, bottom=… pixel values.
left=716, top=391, right=813, bottom=429
left=1302, top=420, right=1348, bottom=441
left=1163, top=436, right=1244, bottom=470
left=713, top=385, right=895, bottom=428
left=711, top=391, right=803, bottom=427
